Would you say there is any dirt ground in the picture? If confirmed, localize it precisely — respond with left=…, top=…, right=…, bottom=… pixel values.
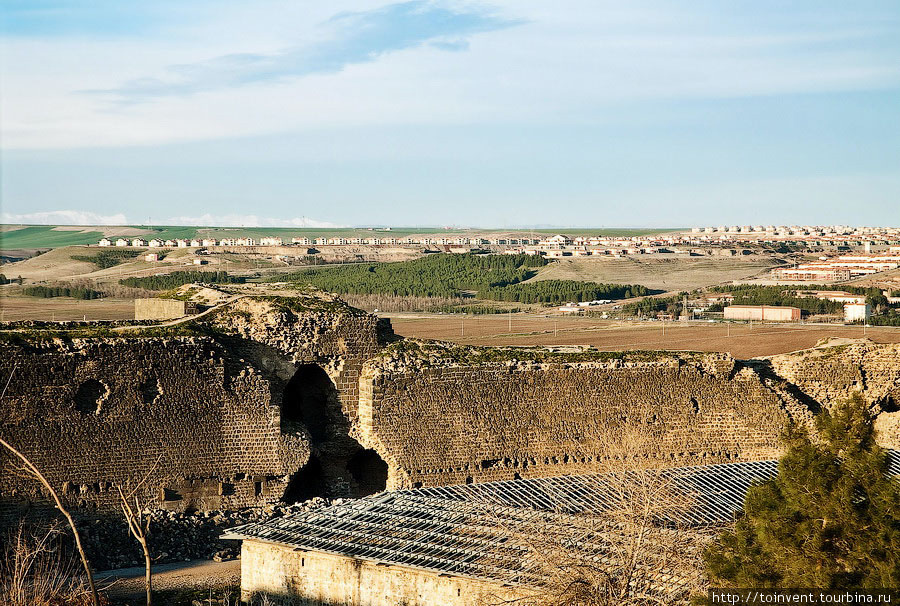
left=387, top=313, right=900, bottom=358
left=99, top=558, right=241, bottom=603
left=531, top=255, right=784, bottom=292
left=0, top=294, right=136, bottom=321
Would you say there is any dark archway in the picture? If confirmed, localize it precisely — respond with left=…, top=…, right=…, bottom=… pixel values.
left=283, top=455, right=328, bottom=503
left=347, top=449, right=388, bottom=496
left=281, top=364, right=336, bottom=441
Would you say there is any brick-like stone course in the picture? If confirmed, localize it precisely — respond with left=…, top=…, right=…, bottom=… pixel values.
left=358, top=351, right=797, bottom=489
left=0, top=295, right=391, bottom=512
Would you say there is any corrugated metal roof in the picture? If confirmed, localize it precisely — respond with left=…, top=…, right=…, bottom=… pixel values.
left=226, top=450, right=899, bottom=587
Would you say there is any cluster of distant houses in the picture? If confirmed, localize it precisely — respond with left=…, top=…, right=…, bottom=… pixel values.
left=98, top=237, right=277, bottom=248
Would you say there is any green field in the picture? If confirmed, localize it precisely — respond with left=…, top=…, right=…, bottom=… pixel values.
left=0, top=224, right=682, bottom=250
left=0, top=226, right=106, bottom=249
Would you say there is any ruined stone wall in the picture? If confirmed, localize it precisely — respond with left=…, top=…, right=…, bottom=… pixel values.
left=0, top=337, right=302, bottom=511
left=766, top=341, right=900, bottom=449
left=208, top=296, right=392, bottom=420
left=357, top=344, right=801, bottom=489
left=0, top=294, right=393, bottom=511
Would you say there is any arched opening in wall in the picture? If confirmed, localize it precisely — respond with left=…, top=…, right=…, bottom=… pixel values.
left=73, top=379, right=108, bottom=415
left=347, top=449, right=388, bottom=496
left=281, top=364, right=335, bottom=441
left=283, top=455, right=328, bottom=503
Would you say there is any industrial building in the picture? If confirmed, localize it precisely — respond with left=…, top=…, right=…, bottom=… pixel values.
left=844, top=303, right=872, bottom=323
left=723, top=305, right=801, bottom=322
left=227, top=453, right=900, bottom=606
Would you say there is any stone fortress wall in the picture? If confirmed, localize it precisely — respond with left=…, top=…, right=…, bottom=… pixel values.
left=356, top=344, right=798, bottom=489
left=2, top=291, right=899, bottom=514
left=0, top=294, right=392, bottom=512
left=0, top=337, right=292, bottom=511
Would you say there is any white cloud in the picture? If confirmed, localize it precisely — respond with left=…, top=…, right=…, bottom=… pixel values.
left=165, top=214, right=344, bottom=227
left=1, top=210, right=129, bottom=225
left=1, top=1, right=898, bottom=149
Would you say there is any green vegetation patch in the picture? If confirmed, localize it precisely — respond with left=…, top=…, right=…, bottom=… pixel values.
left=22, top=285, right=104, bottom=300
left=0, top=226, right=106, bottom=249
left=71, top=248, right=141, bottom=269
left=380, top=339, right=694, bottom=366
left=0, top=321, right=221, bottom=344
left=270, top=253, right=648, bottom=303
left=432, top=304, right=524, bottom=314
left=119, top=270, right=245, bottom=290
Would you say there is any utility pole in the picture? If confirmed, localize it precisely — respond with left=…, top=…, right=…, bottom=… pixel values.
left=508, top=309, right=512, bottom=332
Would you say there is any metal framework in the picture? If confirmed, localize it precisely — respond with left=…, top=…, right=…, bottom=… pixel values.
left=226, top=451, right=899, bottom=588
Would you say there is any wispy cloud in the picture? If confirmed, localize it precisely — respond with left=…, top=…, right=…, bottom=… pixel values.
left=87, top=1, right=521, bottom=103
left=1, top=210, right=128, bottom=225
left=165, top=214, right=343, bottom=228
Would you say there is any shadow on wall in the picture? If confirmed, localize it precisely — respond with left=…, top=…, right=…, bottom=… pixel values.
left=243, top=591, right=351, bottom=606
left=280, top=364, right=388, bottom=501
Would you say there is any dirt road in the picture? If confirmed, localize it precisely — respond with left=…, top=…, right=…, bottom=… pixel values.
left=99, top=558, right=241, bottom=602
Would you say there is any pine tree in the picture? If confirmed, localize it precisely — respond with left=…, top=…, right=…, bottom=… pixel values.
left=704, top=393, right=900, bottom=589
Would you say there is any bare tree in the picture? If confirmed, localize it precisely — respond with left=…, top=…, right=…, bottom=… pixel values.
left=117, top=487, right=152, bottom=606
left=116, top=455, right=161, bottom=606
left=0, top=366, right=100, bottom=606
left=482, top=427, right=711, bottom=606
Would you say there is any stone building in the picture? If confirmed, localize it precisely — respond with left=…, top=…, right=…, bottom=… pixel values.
left=228, top=452, right=900, bottom=605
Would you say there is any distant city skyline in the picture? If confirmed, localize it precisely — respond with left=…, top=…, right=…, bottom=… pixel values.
left=2, top=1, right=899, bottom=228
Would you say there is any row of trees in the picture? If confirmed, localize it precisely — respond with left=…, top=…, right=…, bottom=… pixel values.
left=22, top=285, right=104, bottom=300
left=484, top=280, right=648, bottom=303
left=119, top=270, right=244, bottom=290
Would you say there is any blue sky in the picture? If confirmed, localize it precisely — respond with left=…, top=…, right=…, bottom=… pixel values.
left=1, top=1, right=899, bottom=227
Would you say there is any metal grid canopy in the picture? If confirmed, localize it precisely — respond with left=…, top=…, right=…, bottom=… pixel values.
left=226, top=451, right=900, bottom=587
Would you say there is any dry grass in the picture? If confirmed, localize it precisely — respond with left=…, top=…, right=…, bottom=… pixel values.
left=530, top=256, right=782, bottom=292
left=0, top=294, right=137, bottom=321
left=0, top=523, right=102, bottom=606
left=387, top=314, right=900, bottom=358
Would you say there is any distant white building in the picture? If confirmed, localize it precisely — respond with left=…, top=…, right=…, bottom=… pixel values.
left=292, top=237, right=311, bottom=246
left=260, top=237, right=283, bottom=246
left=236, top=238, right=256, bottom=246
left=190, top=239, right=202, bottom=247
left=844, top=303, right=871, bottom=323
left=148, top=239, right=163, bottom=247
left=98, top=238, right=112, bottom=247
left=115, top=238, right=129, bottom=247
left=164, top=239, right=177, bottom=247
left=145, top=253, right=159, bottom=262
left=201, top=239, right=217, bottom=247
left=131, top=238, right=147, bottom=247
left=176, top=239, right=190, bottom=248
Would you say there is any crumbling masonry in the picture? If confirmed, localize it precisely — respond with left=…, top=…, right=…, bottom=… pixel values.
left=1, top=294, right=899, bottom=513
